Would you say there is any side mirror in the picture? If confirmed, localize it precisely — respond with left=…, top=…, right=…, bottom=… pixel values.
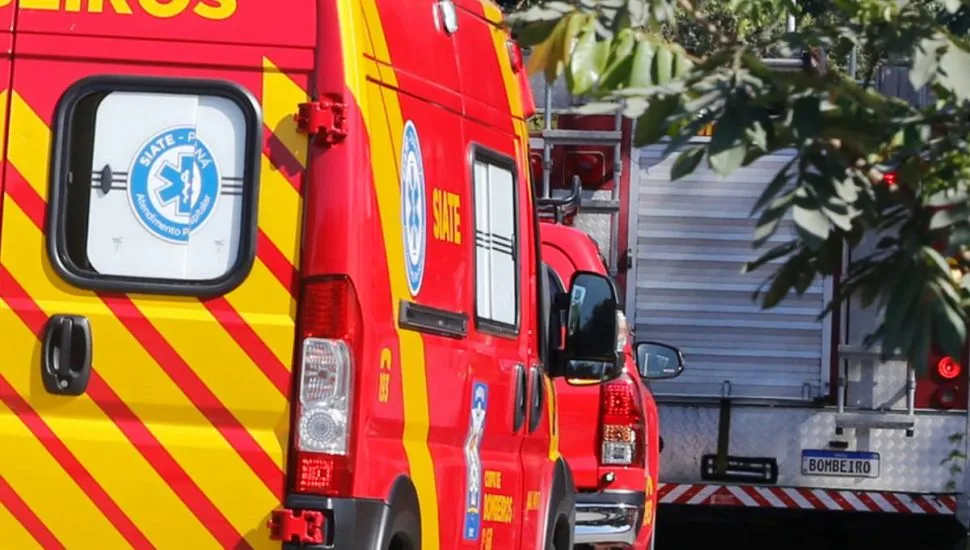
left=553, top=271, right=619, bottom=381
left=635, top=341, right=685, bottom=380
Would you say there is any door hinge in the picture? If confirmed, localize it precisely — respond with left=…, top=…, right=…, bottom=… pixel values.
left=295, top=96, right=347, bottom=146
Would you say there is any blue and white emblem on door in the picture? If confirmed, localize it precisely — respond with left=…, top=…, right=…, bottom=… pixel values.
left=400, top=120, right=426, bottom=297
left=127, top=126, right=221, bottom=244
left=463, top=381, right=489, bottom=541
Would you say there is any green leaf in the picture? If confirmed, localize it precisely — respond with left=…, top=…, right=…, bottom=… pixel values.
left=952, top=224, right=970, bottom=246
left=672, top=49, right=694, bottom=78
left=753, top=192, right=795, bottom=248
left=913, top=34, right=970, bottom=102
left=652, top=44, right=674, bottom=85
left=634, top=95, right=679, bottom=147
left=930, top=207, right=967, bottom=230
left=760, top=262, right=799, bottom=309
left=525, top=14, right=570, bottom=82
left=751, top=157, right=796, bottom=215
left=707, top=107, right=746, bottom=176
left=924, top=246, right=953, bottom=278
left=596, top=29, right=637, bottom=92
left=566, top=25, right=610, bottom=96
left=628, top=39, right=657, bottom=89
left=743, top=241, right=798, bottom=274
left=746, top=116, right=769, bottom=152
left=671, top=147, right=705, bottom=181
left=793, top=202, right=831, bottom=250
left=791, top=96, right=821, bottom=140
left=931, top=283, right=967, bottom=360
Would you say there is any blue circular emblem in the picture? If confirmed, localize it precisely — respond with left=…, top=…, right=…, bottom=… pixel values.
left=401, top=120, right=426, bottom=297
left=127, top=126, right=221, bottom=244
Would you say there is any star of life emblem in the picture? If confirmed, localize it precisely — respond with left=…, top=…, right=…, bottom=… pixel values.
left=127, top=126, right=221, bottom=244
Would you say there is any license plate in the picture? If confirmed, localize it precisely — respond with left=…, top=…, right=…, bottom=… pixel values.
left=801, top=450, right=880, bottom=478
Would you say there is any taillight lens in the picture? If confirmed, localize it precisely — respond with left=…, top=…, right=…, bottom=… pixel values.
left=291, top=276, right=362, bottom=497
left=938, top=356, right=962, bottom=380
left=599, top=375, right=645, bottom=467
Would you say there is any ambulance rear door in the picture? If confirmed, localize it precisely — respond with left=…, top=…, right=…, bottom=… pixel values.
left=0, top=3, right=314, bottom=548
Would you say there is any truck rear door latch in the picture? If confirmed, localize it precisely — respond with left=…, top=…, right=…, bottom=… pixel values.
left=268, top=509, right=326, bottom=545
left=295, top=96, right=348, bottom=146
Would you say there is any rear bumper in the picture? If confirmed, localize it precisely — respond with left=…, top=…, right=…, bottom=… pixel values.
left=282, top=495, right=389, bottom=549
left=574, top=490, right=646, bottom=546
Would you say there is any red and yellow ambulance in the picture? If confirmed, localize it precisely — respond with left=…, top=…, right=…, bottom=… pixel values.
left=0, top=1, right=624, bottom=548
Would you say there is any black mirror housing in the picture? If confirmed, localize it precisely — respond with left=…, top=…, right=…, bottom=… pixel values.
left=635, top=341, right=686, bottom=380
left=549, top=271, right=619, bottom=381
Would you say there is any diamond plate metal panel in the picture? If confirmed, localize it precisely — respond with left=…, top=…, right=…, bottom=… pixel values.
left=658, top=404, right=967, bottom=493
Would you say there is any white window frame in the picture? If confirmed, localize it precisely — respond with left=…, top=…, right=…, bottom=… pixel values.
left=472, top=148, right=520, bottom=336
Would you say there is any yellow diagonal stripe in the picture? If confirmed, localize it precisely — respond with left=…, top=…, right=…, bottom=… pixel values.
left=339, top=2, right=441, bottom=549
left=0, top=500, right=44, bottom=550
left=262, top=57, right=309, bottom=168
left=124, top=294, right=289, bottom=467
left=257, top=152, right=303, bottom=267
left=0, top=400, right=129, bottom=549
left=0, top=301, right=218, bottom=548
left=0, top=199, right=277, bottom=547
left=223, top=257, right=298, bottom=365
left=8, top=93, right=50, bottom=198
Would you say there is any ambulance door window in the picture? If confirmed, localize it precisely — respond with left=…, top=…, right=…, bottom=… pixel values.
left=473, top=151, right=519, bottom=334
left=48, top=80, right=261, bottom=296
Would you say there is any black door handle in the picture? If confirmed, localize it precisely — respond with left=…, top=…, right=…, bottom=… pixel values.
left=528, top=366, right=545, bottom=434
left=513, top=364, right=527, bottom=432
left=42, top=315, right=92, bottom=396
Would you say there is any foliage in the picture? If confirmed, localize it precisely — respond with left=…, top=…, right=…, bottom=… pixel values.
left=943, top=431, right=966, bottom=492
left=504, top=0, right=970, bottom=371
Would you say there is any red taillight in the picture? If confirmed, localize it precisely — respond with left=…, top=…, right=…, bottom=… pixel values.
left=300, top=277, right=362, bottom=341
left=599, top=375, right=645, bottom=467
left=938, top=356, right=962, bottom=380
left=290, top=276, right=362, bottom=497
left=294, top=453, right=353, bottom=495
left=882, top=171, right=897, bottom=186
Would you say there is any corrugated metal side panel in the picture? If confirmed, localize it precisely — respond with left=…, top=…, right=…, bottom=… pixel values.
left=633, top=143, right=829, bottom=400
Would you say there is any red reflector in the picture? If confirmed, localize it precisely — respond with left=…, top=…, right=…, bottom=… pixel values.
left=268, top=509, right=325, bottom=544
left=300, top=276, right=362, bottom=342
left=295, top=452, right=352, bottom=496
left=938, top=356, right=962, bottom=380
left=507, top=38, right=524, bottom=73
left=882, top=171, right=897, bottom=186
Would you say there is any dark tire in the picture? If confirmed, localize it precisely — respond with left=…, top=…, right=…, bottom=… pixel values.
left=547, top=517, right=573, bottom=550
left=387, top=535, right=410, bottom=550
left=382, top=477, right=421, bottom=550
left=382, top=510, right=419, bottom=550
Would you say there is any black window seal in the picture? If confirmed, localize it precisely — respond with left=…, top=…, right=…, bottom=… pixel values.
left=47, top=75, right=263, bottom=298
left=468, top=143, right=520, bottom=338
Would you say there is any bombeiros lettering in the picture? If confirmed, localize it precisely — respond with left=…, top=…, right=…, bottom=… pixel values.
left=6, top=0, right=237, bottom=20
left=807, top=458, right=872, bottom=475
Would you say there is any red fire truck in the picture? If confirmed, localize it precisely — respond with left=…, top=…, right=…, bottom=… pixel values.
left=527, top=58, right=969, bottom=548
left=0, top=1, right=625, bottom=548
